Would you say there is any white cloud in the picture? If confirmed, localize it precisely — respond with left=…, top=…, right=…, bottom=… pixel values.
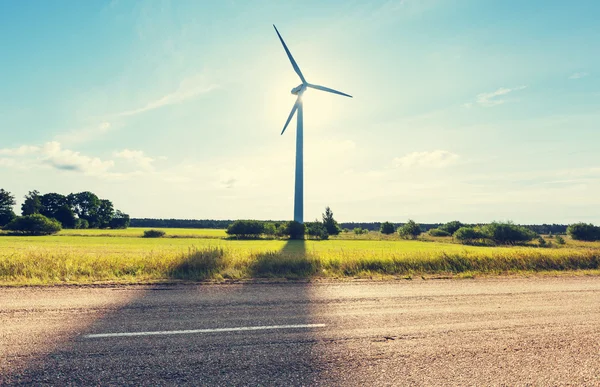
left=569, top=72, right=589, bottom=80
left=0, top=145, right=40, bottom=156
left=474, top=86, right=527, bottom=107
left=114, top=149, right=154, bottom=170
left=114, top=74, right=218, bottom=118
left=55, top=122, right=113, bottom=145
left=0, top=141, right=115, bottom=176
left=394, top=150, right=459, bottom=168
left=41, top=142, right=115, bottom=175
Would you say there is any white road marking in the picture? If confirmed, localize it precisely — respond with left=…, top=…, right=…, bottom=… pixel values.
left=83, top=323, right=327, bottom=339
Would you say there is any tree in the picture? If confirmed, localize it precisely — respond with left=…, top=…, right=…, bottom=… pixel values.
left=68, top=191, right=100, bottom=226
left=305, top=221, right=329, bottom=240
left=398, top=220, right=422, bottom=239
left=109, top=210, right=130, bottom=229
left=226, top=220, right=265, bottom=239
left=21, top=190, right=42, bottom=216
left=0, top=189, right=16, bottom=227
left=4, top=214, right=62, bottom=235
left=439, top=221, right=464, bottom=235
left=287, top=221, right=305, bottom=240
left=322, top=206, right=340, bottom=235
left=481, top=222, right=538, bottom=244
left=380, top=221, right=395, bottom=235
left=40, top=193, right=68, bottom=219
left=96, top=199, right=115, bottom=228
left=54, top=205, right=77, bottom=229
left=567, top=223, right=600, bottom=241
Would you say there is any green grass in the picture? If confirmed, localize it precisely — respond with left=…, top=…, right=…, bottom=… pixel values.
left=1, top=230, right=599, bottom=285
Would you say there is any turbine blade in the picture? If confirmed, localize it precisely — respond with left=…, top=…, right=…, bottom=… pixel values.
left=307, top=83, right=352, bottom=98
left=273, top=25, right=307, bottom=84
left=281, top=97, right=301, bottom=135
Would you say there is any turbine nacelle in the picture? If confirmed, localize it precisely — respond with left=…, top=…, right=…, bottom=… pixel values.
left=291, top=84, right=305, bottom=95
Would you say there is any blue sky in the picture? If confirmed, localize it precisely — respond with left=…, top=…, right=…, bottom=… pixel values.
left=1, top=0, right=599, bottom=223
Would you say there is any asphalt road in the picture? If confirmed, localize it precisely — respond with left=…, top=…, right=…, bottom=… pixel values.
left=1, top=277, right=600, bottom=386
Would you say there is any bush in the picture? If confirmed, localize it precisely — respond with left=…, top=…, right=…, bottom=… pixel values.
left=567, top=223, right=600, bottom=241
left=398, top=220, right=421, bottom=239
left=287, top=221, right=305, bottom=240
left=380, top=222, right=396, bottom=235
left=439, top=221, right=464, bottom=235
left=143, top=229, right=165, bottom=238
left=226, top=220, right=265, bottom=239
left=538, top=236, right=547, bottom=247
left=305, top=222, right=329, bottom=240
left=481, top=222, right=538, bottom=244
left=4, top=214, right=62, bottom=235
left=453, top=227, right=486, bottom=243
left=75, top=218, right=89, bottom=229
left=263, top=222, right=277, bottom=236
left=353, top=227, right=367, bottom=235
left=555, top=235, right=566, bottom=245
left=275, top=223, right=289, bottom=237
left=429, top=228, right=451, bottom=237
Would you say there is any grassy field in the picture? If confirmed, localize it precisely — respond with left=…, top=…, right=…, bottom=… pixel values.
left=57, top=227, right=228, bottom=238
left=1, top=228, right=600, bottom=285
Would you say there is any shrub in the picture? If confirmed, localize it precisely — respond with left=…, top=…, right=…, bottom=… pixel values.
left=567, top=223, right=600, bottom=241
left=538, top=236, right=547, bottom=247
left=287, top=221, right=305, bottom=240
left=453, top=227, right=486, bottom=243
left=555, top=235, right=566, bottom=245
left=481, top=222, right=538, bottom=244
left=380, top=222, right=396, bottom=235
left=275, top=223, right=289, bottom=237
left=398, top=220, right=421, bottom=239
left=143, top=229, right=165, bottom=238
left=305, top=222, right=329, bottom=240
left=439, top=221, right=464, bottom=235
left=226, top=220, right=265, bottom=239
left=353, top=227, right=367, bottom=235
left=75, top=218, right=89, bottom=229
left=4, top=214, right=62, bottom=235
left=263, top=222, right=277, bottom=236
left=429, top=228, right=451, bottom=237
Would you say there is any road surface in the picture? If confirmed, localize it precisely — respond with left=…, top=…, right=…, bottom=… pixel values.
left=1, top=277, right=600, bottom=386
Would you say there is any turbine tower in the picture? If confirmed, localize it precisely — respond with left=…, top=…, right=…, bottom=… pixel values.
left=273, top=25, right=352, bottom=224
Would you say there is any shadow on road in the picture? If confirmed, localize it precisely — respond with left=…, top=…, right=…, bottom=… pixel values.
left=3, top=239, right=333, bottom=385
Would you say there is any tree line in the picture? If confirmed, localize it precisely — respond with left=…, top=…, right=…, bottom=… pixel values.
left=0, top=188, right=130, bottom=234
left=340, top=222, right=569, bottom=235
left=225, top=207, right=340, bottom=240
left=131, top=218, right=232, bottom=229
left=130, top=216, right=570, bottom=237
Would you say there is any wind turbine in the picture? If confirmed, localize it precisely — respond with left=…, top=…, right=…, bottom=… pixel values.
left=273, top=25, right=352, bottom=224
